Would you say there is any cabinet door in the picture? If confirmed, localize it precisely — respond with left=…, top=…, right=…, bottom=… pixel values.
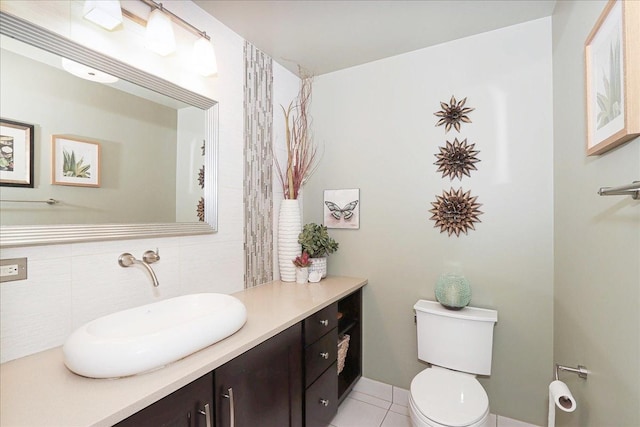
left=114, top=372, right=213, bottom=427
left=215, top=323, right=302, bottom=427
left=305, top=362, right=338, bottom=427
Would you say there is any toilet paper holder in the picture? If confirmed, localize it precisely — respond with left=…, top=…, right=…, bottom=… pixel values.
left=555, top=363, right=588, bottom=380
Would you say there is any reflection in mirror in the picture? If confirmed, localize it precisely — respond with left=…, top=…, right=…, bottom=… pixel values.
left=0, top=11, right=217, bottom=246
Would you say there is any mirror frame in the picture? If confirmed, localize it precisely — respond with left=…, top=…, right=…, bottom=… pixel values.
left=0, top=11, right=218, bottom=247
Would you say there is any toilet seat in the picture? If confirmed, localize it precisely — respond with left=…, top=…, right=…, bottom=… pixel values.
left=410, top=367, right=489, bottom=427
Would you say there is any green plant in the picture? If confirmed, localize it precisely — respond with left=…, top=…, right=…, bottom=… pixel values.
left=292, top=251, right=312, bottom=268
left=298, top=223, right=338, bottom=258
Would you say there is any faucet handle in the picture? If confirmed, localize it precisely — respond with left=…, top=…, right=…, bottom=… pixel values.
left=143, top=249, right=160, bottom=264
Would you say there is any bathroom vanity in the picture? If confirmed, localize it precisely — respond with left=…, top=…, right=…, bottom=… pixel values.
left=0, top=276, right=366, bottom=427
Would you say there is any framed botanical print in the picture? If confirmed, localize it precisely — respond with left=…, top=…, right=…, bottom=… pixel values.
left=0, top=118, right=34, bottom=188
left=52, top=135, right=101, bottom=187
left=585, top=0, right=640, bottom=155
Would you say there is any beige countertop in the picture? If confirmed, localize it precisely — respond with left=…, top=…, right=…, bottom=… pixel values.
left=0, top=276, right=367, bottom=427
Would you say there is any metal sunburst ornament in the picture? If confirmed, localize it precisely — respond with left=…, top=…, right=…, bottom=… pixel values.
left=429, top=188, right=483, bottom=237
left=434, top=96, right=474, bottom=133
left=434, top=138, right=480, bottom=180
left=197, top=197, right=205, bottom=222
left=198, top=166, right=205, bottom=189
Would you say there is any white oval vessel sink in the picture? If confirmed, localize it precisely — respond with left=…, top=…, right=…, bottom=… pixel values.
left=63, top=293, right=247, bottom=378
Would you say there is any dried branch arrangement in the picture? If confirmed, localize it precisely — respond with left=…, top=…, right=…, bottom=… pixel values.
left=275, top=75, right=319, bottom=200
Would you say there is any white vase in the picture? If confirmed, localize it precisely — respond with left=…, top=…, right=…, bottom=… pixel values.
left=278, top=199, right=302, bottom=282
left=295, top=267, right=309, bottom=284
left=309, top=256, right=327, bottom=278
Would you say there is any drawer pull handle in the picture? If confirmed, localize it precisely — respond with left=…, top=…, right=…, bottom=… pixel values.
left=320, top=352, right=330, bottom=359
left=198, top=403, right=212, bottom=427
left=319, top=319, right=329, bottom=326
left=222, top=388, right=235, bottom=427
left=319, top=398, right=330, bottom=407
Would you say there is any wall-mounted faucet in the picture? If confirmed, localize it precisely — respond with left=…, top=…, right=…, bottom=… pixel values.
left=118, top=249, right=161, bottom=287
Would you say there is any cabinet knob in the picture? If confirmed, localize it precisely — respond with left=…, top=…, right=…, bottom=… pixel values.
left=320, top=352, right=330, bottom=359
left=319, top=319, right=329, bottom=326
left=319, top=399, right=330, bottom=407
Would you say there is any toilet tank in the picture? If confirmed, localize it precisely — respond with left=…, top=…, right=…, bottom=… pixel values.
left=414, top=300, right=497, bottom=376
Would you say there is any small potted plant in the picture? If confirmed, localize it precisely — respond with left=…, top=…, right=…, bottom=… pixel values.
left=298, top=223, right=339, bottom=279
left=292, top=252, right=312, bottom=284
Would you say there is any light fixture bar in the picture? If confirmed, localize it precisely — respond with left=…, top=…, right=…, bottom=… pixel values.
left=138, top=0, right=210, bottom=40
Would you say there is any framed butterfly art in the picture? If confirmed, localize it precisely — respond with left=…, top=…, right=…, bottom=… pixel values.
left=324, top=188, right=360, bottom=229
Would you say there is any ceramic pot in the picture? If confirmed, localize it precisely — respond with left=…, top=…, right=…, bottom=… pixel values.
left=277, top=199, right=302, bottom=282
left=295, top=267, right=309, bottom=284
left=309, top=256, right=327, bottom=279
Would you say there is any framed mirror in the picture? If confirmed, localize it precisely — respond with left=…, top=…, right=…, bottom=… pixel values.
left=0, top=11, right=218, bottom=247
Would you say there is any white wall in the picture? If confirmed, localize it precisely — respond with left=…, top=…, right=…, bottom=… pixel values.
left=1, top=1, right=245, bottom=363
left=304, top=18, right=554, bottom=425
left=552, top=1, right=640, bottom=426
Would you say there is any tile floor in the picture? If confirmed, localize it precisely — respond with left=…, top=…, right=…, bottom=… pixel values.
left=329, top=377, right=539, bottom=427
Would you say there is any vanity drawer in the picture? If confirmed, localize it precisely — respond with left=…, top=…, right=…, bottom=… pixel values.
left=305, top=327, right=338, bottom=387
left=305, top=362, right=338, bottom=427
left=305, top=303, right=338, bottom=346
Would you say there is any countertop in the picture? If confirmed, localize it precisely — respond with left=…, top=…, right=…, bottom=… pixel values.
left=0, top=276, right=367, bottom=427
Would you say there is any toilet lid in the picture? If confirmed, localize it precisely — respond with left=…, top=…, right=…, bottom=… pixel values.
left=410, top=368, right=488, bottom=427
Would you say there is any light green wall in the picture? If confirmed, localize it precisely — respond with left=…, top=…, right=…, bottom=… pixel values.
left=304, top=18, right=553, bottom=425
left=552, top=1, right=640, bottom=426
left=0, top=49, right=177, bottom=225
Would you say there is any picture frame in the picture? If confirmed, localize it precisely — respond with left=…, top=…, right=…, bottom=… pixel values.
left=52, top=135, right=101, bottom=187
left=584, top=0, right=640, bottom=156
left=324, top=188, right=360, bottom=229
left=0, top=118, right=35, bottom=188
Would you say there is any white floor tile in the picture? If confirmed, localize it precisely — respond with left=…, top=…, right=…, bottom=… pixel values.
left=381, top=411, right=412, bottom=427
left=353, top=377, right=393, bottom=402
left=392, top=387, right=409, bottom=406
left=331, top=397, right=388, bottom=427
left=389, top=403, right=409, bottom=416
left=349, top=390, right=392, bottom=410
left=497, top=415, right=540, bottom=427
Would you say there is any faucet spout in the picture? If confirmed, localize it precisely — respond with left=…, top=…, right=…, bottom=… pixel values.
left=118, top=252, right=160, bottom=287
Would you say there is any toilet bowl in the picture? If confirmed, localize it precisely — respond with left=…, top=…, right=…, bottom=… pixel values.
left=410, top=300, right=498, bottom=427
left=409, top=366, right=490, bottom=427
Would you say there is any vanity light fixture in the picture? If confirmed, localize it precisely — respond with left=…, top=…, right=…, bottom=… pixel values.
left=193, top=35, right=217, bottom=76
left=135, top=0, right=217, bottom=76
left=145, top=4, right=176, bottom=56
left=61, top=58, right=119, bottom=83
left=83, top=0, right=123, bottom=31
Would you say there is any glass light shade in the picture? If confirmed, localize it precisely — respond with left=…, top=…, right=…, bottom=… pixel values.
left=193, top=37, right=218, bottom=77
left=61, top=58, right=119, bottom=83
left=145, top=8, right=176, bottom=56
left=83, top=0, right=123, bottom=31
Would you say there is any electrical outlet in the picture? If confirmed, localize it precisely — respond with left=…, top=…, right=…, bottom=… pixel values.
left=0, top=258, right=27, bottom=282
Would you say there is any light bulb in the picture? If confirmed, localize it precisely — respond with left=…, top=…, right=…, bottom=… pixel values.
left=193, top=37, right=217, bottom=77
left=83, top=0, right=123, bottom=31
left=145, top=8, right=176, bottom=56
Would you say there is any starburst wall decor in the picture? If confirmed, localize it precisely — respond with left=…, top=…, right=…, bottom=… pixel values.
left=434, top=138, right=480, bottom=180
left=429, top=188, right=483, bottom=237
left=434, top=96, right=474, bottom=133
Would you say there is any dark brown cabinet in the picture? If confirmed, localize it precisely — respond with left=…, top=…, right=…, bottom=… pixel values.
left=337, top=288, right=362, bottom=402
left=214, top=323, right=302, bottom=427
left=114, top=372, right=213, bottom=427
left=304, top=304, right=339, bottom=427
left=114, top=287, right=363, bottom=427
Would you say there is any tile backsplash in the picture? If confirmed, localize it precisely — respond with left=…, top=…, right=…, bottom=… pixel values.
left=0, top=233, right=244, bottom=363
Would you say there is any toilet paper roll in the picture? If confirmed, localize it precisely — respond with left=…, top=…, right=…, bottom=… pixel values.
left=548, top=380, right=576, bottom=427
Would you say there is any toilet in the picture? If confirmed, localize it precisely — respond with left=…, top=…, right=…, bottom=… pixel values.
left=410, top=300, right=498, bottom=427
